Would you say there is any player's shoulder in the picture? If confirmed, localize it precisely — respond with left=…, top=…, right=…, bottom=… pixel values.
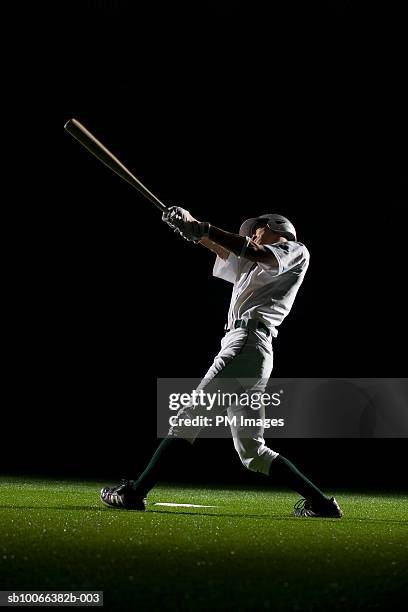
left=292, top=240, right=310, bottom=260
left=277, top=240, right=310, bottom=261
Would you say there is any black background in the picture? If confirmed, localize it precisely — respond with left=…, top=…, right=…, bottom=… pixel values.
left=4, top=1, right=407, bottom=488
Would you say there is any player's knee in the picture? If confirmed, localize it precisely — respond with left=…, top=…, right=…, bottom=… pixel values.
left=233, top=438, right=278, bottom=476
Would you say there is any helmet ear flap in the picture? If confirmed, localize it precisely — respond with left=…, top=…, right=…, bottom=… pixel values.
left=267, top=223, right=294, bottom=241
left=265, top=215, right=297, bottom=241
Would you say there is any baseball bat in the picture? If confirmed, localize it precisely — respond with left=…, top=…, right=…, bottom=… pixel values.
left=64, top=118, right=167, bottom=212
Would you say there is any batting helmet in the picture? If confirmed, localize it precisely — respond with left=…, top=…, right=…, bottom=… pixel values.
left=239, top=214, right=297, bottom=241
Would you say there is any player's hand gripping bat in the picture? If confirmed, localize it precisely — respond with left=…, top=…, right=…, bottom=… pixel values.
left=64, top=118, right=167, bottom=212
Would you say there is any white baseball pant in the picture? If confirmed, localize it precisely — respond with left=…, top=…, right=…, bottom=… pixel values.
left=169, top=325, right=279, bottom=475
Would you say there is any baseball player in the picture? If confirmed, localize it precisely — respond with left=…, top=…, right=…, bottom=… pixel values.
left=101, top=208, right=343, bottom=518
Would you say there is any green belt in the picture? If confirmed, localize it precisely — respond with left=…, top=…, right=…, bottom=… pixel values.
left=224, top=319, right=271, bottom=337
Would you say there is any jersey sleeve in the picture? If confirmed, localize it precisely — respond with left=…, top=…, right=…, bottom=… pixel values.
left=213, top=252, right=240, bottom=283
left=261, top=242, right=310, bottom=275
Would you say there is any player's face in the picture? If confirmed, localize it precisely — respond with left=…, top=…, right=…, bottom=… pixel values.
left=251, top=223, right=276, bottom=245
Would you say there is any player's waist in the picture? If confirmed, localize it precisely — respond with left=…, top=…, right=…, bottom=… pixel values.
left=224, top=319, right=271, bottom=337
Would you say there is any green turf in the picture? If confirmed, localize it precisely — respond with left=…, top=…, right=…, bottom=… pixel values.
left=0, top=478, right=407, bottom=610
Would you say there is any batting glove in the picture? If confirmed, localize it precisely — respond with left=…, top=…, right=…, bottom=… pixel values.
left=162, top=206, right=210, bottom=242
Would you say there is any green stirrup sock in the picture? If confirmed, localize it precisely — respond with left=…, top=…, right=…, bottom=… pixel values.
left=270, top=455, right=330, bottom=506
left=132, top=438, right=191, bottom=497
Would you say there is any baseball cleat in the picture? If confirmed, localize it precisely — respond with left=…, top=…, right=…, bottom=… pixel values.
left=100, top=479, right=147, bottom=511
left=293, top=497, right=343, bottom=518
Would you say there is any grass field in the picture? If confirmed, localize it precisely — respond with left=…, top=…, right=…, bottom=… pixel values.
left=0, top=478, right=407, bottom=610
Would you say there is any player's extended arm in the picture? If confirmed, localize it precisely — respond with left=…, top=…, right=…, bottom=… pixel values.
left=198, top=236, right=230, bottom=260
left=207, top=226, right=277, bottom=266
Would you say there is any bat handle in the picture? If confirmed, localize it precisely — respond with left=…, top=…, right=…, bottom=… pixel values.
left=146, top=194, right=168, bottom=213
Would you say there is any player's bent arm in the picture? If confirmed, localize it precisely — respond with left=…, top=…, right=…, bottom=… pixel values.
left=198, top=236, right=230, bottom=260
left=207, top=226, right=279, bottom=268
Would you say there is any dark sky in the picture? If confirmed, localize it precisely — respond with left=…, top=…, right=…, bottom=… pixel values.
left=4, top=1, right=407, bottom=480
left=56, top=1, right=407, bottom=375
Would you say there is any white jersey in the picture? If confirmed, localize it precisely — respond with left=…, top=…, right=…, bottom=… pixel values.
left=213, top=241, right=310, bottom=337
